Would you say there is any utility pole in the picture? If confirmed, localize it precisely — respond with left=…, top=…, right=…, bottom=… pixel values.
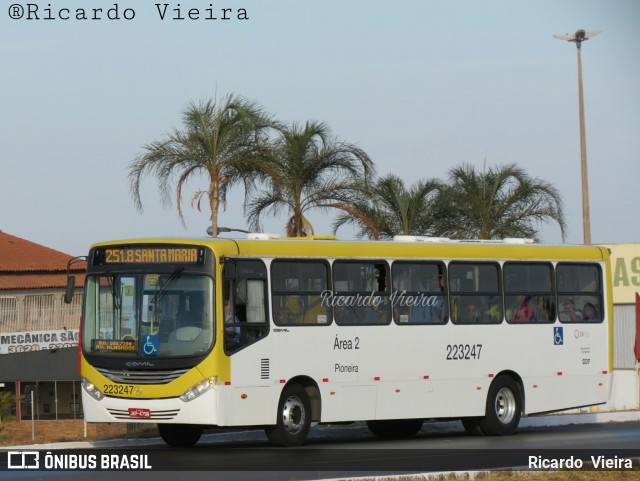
left=554, top=29, right=601, bottom=245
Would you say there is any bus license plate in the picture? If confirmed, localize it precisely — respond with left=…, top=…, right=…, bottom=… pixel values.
left=128, top=408, right=151, bottom=419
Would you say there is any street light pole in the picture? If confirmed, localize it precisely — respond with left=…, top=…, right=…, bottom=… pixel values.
left=206, top=226, right=250, bottom=236
left=554, top=29, right=601, bottom=245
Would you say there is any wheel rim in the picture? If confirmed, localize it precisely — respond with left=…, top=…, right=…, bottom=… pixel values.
left=282, top=395, right=306, bottom=435
left=494, top=387, right=516, bottom=425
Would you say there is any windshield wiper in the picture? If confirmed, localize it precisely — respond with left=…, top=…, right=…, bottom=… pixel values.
left=152, top=267, right=184, bottom=305
left=104, top=269, right=121, bottom=310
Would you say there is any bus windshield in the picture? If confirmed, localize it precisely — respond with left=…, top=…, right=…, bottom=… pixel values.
left=82, top=271, right=214, bottom=358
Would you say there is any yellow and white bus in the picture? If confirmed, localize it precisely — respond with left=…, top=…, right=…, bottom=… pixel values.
left=74, top=235, right=613, bottom=447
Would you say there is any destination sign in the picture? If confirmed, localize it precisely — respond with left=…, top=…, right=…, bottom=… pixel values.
left=94, top=246, right=205, bottom=265
left=92, top=339, right=138, bottom=353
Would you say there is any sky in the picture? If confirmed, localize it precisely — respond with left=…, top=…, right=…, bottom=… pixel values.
left=1, top=0, right=639, bottom=256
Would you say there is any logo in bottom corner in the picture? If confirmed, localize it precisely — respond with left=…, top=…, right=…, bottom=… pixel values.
left=7, top=451, right=39, bottom=469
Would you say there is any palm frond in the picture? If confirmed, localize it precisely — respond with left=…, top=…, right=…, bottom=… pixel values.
left=127, top=93, right=276, bottom=234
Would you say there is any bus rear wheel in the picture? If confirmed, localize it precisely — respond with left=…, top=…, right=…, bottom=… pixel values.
left=479, top=375, right=522, bottom=436
left=367, top=419, right=424, bottom=438
left=265, top=384, right=311, bottom=447
left=158, top=423, right=203, bottom=447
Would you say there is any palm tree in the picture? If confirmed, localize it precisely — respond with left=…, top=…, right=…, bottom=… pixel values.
left=332, top=174, right=446, bottom=240
left=246, top=121, right=374, bottom=237
left=441, top=163, right=567, bottom=241
left=128, top=94, right=275, bottom=237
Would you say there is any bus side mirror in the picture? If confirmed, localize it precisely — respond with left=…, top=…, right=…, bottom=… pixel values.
left=64, top=276, right=76, bottom=304
left=64, top=255, right=87, bottom=304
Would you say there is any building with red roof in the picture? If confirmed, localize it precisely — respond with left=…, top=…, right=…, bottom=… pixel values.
left=0, top=231, right=86, bottom=421
left=0, top=231, right=86, bottom=291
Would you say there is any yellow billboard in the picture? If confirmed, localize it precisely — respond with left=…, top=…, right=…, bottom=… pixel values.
left=603, top=243, right=640, bottom=304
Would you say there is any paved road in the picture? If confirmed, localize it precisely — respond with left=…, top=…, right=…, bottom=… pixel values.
left=2, top=413, right=640, bottom=480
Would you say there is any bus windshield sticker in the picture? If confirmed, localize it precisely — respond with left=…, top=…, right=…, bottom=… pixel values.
left=142, top=335, right=159, bottom=356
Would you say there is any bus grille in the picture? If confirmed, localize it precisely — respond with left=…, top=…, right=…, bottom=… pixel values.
left=96, top=368, right=190, bottom=384
left=107, top=408, right=180, bottom=420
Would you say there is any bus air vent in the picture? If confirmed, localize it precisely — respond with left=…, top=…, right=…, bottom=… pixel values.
left=260, top=358, right=270, bottom=379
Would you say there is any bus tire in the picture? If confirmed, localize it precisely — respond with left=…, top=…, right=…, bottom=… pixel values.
left=158, top=423, right=203, bottom=447
left=265, top=384, right=311, bottom=447
left=367, top=419, right=424, bottom=438
left=479, top=376, right=521, bottom=436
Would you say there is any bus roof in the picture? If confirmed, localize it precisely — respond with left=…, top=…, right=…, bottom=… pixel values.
left=89, top=236, right=610, bottom=262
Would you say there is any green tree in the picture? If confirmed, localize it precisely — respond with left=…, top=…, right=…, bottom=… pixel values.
left=128, top=94, right=275, bottom=237
left=441, top=163, right=567, bottom=241
left=332, top=174, right=445, bottom=239
left=0, top=390, right=19, bottom=425
left=246, top=121, right=374, bottom=237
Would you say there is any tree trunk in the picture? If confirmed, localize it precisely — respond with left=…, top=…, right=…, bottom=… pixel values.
left=209, top=178, right=220, bottom=238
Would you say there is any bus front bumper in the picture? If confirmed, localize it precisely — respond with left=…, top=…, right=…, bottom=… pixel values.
left=81, top=386, right=219, bottom=425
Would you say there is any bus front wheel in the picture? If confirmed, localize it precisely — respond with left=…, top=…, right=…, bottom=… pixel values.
left=479, top=375, right=522, bottom=436
left=265, top=384, right=311, bottom=447
left=158, top=423, right=203, bottom=447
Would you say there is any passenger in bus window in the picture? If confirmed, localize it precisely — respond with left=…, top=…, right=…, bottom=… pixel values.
left=465, top=302, right=480, bottom=322
left=411, top=299, right=442, bottom=323
left=358, top=304, right=380, bottom=323
left=582, top=302, right=598, bottom=321
left=303, top=296, right=326, bottom=324
left=559, top=298, right=583, bottom=322
left=450, top=297, right=460, bottom=322
left=509, top=295, right=534, bottom=322
left=535, top=296, right=553, bottom=321
left=286, top=293, right=305, bottom=323
left=275, top=306, right=292, bottom=324
left=483, top=296, right=502, bottom=322
left=411, top=277, right=444, bottom=323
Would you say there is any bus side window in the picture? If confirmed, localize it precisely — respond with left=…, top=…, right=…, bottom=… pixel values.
left=557, top=263, right=603, bottom=323
left=504, top=262, right=554, bottom=324
left=391, top=261, right=447, bottom=324
left=333, top=261, right=391, bottom=326
left=449, top=262, right=501, bottom=325
left=271, top=260, right=332, bottom=326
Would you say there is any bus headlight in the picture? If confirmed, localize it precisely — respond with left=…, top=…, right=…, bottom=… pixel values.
left=82, top=379, right=104, bottom=401
left=179, top=377, right=217, bottom=402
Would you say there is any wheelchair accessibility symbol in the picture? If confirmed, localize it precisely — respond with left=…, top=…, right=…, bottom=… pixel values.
left=142, top=335, right=159, bottom=356
left=554, top=327, right=564, bottom=346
